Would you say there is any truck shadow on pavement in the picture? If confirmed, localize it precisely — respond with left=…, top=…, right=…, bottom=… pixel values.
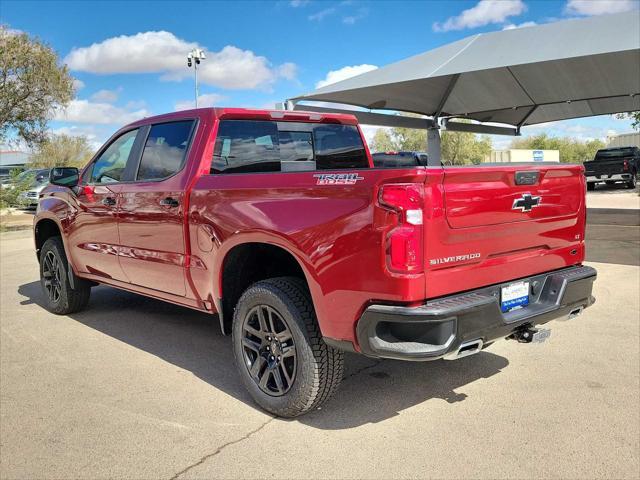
left=18, top=280, right=509, bottom=429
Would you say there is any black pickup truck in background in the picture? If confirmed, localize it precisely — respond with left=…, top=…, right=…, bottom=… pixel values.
left=583, top=146, right=639, bottom=190
left=371, top=151, right=428, bottom=168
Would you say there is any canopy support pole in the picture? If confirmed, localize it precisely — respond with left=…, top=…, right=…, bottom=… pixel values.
left=434, top=74, right=460, bottom=119
left=427, top=127, right=441, bottom=166
left=516, top=105, right=538, bottom=135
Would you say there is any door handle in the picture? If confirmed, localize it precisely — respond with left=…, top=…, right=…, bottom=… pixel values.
left=159, top=197, right=179, bottom=208
left=102, top=197, right=116, bottom=206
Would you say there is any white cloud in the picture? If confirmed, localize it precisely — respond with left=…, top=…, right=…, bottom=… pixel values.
left=433, top=0, right=527, bottom=32
left=175, top=93, right=226, bottom=111
left=64, top=31, right=297, bottom=90
left=72, top=78, right=85, bottom=91
left=519, top=117, right=635, bottom=142
left=124, top=100, right=147, bottom=110
left=1, top=25, right=23, bottom=36
left=54, top=99, right=150, bottom=125
left=48, top=125, right=105, bottom=150
left=309, top=8, right=336, bottom=21
left=90, top=88, right=121, bottom=103
left=315, top=64, right=378, bottom=89
left=503, top=21, right=537, bottom=30
left=343, top=8, right=369, bottom=24
left=564, top=0, right=639, bottom=16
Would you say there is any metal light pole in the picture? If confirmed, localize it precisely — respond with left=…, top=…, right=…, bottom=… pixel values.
left=187, top=48, right=206, bottom=108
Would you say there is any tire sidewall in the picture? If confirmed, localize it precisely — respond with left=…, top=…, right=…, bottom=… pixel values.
left=40, top=238, right=71, bottom=313
left=232, top=281, right=318, bottom=415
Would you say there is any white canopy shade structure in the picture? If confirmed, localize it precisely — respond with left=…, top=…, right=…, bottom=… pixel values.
left=285, top=12, right=640, bottom=165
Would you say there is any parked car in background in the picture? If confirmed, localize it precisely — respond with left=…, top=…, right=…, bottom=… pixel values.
left=17, top=169, right=51, bottom=208
left=372, top=151, right=428, bottom=168
left=0, top=166, right=26, bottom=185
left=1, top=168, right=49, bottom=188
left=34, top=108, right=596, bottom=417
left=583, top=146, right=639, bottom=190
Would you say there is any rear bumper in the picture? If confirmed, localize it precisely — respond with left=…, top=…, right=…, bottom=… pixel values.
left=355, top=265, right=597, bottom=361
left=586, top=173, right=631, bottom=182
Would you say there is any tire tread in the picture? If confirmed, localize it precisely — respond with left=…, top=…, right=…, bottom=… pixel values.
left=40, top=237, right=90, bottom=315
left=232, top=276, right=344, bottom=417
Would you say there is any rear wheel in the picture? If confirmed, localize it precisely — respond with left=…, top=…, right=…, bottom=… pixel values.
left=627, top=171, right=637, bottom=189
left=232, top=277, right=344, bottom=417
left=39, top=237, right=91, bottom=315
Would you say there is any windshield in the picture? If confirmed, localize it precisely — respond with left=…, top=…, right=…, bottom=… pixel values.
left=22, top=170, right=50, bottom=187
left=594, top=148, right=636, bottom=160
left=15, top=170, right=36, bottom=182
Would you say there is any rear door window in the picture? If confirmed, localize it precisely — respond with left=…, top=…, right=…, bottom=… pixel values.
left=137, top=120, right=195, bottom=181
left=211, top=120, right=368, bottom=174
left=212, top=120, right=280, bottom=174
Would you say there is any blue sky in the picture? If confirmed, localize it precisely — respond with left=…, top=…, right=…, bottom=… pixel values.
left=2, top=0, right=638, bottom=150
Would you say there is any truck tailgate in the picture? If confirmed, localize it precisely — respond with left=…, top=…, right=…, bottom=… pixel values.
left=584, top=159, right=626, bottom=176
left=423, top=164, right=586, bottom=299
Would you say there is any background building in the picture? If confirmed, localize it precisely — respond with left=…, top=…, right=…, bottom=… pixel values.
left=606, top=132, right=640, bottom=148
left=485, top=149, right=560, bottom=163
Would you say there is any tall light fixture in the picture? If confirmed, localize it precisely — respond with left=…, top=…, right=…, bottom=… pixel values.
left=187, top=48, right=206, bottom=108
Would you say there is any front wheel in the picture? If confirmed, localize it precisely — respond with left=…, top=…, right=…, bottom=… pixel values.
left=39, top=237, right=91, bottom=315
left=232, top=277, right=344, bottom=417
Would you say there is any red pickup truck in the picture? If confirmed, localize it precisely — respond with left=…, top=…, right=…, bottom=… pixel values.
left=34, top=108, right=596, bottom=417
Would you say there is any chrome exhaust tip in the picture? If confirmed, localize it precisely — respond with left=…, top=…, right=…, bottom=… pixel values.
left=444, top=339, right=483, bottom=361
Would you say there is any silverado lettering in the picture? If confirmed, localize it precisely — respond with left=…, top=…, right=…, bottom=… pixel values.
left=429, top=253, right=481, bottom=265
left=33, top=107, right=597, bottom=418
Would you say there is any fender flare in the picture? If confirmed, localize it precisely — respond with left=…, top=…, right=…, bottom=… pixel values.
left=212, top=231, right=328, bottom=334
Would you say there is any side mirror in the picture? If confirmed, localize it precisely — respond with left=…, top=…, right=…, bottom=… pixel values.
left=50, top=167, right=79, bottom=187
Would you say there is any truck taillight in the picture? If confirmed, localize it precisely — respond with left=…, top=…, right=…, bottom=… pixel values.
left=379, top=183, right=423, bottom=273
left=623, top=159, right=629, bottom=171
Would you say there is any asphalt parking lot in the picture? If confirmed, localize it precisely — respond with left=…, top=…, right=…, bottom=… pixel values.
left=1, top=220, right=639, bottom=479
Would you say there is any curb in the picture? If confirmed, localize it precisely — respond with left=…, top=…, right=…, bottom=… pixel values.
left=0, top=224, right=33, bottom=232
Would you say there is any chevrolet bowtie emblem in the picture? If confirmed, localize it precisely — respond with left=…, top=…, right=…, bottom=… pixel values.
left=512, top=193, right=541, bottom=212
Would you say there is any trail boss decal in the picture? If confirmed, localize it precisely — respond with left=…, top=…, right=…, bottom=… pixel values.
left=314, top=173, right=364, bottom=185
left=430, top=252, right=481, bottom=266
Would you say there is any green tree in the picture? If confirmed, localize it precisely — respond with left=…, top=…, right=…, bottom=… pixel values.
left=369, top=125, right=492, bottom=165
left=0, top=169, right=36, bottom=209
left=510, top=134, right=604, bottom=163
left=29, top=134, right=94, bottom=168
left=615, top=112, right=640, bottom=130
left=441, top=131, right=492, bottom=165
left=0, top=26, right=74, bottom=145
left=370, top=128, right=396, bottom=152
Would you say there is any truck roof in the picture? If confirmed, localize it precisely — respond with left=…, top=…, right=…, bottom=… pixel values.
left=121, top=107, right=359, bottom=131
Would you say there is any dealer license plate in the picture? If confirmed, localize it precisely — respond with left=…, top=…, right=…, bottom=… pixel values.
left=501, top=281, right=530, bottom=312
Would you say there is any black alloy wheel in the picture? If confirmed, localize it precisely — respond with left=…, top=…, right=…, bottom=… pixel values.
left=241, top=305, right=296, bottom=396
left=42, top=250, right=64, bottom=304
left=39, top=236, right=91, bottom=315
left=231, top=277, right=344, bottom=417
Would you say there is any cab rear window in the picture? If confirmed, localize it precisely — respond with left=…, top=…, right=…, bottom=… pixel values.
left=594, top=147, right=638, bottom=160
left=211, top=120, right=368, bottom=174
